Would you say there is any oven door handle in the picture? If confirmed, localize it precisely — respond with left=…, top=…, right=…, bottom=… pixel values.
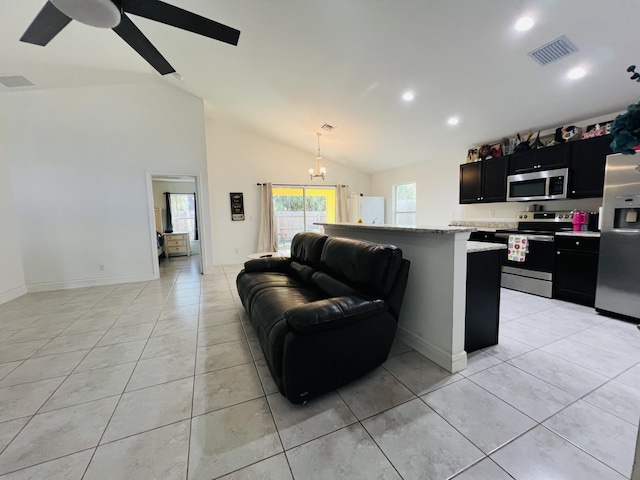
left=495, top=233, right=555, bottom=242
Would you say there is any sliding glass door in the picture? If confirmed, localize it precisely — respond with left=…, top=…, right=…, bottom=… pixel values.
left=272, top=186, right=335, bottom=254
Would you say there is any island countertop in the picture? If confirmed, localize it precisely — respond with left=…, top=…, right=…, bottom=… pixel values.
left=315, top=222, right=475, bottom=235
left=467, top=241, right=507, bottom=253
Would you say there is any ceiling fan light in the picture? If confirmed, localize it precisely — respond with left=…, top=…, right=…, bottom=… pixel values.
left=50, top=0, right=121, bottom=28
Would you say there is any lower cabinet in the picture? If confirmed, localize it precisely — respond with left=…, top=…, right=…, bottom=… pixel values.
left=552, top=236, right=600, bottom=306
left=465, top=249, right=502, bottom=353
left=164, top=232, right=191, bottom=257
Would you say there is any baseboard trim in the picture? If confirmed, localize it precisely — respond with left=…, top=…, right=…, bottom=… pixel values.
left=0, top=285, right=28, bottom=306
left=395, top=326, right=467, bottom=373
left=26, top=273, right=156, bottom=293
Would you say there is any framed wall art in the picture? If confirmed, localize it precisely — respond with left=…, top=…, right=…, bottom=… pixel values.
left=230, top=192, right=245, bottom=221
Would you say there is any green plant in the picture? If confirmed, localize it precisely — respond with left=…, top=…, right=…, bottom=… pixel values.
left=610, top=65, right=640, bottom=155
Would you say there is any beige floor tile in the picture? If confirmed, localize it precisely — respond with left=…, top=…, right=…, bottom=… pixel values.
left=286, top=424, right=401, bottom=480
left=33, top=331, right=104, bottom=358
left=188, top=398, right=282, bottom=480
left=192, top=363, right=263, bottom=416
left=0, top=397, right=118, bottom=475
left=268, top=391, right=357, bottom=450
left=364, top=399, right=484, bottom=479
left=40, top=362, right=135, bottom=412
left=141, top=329, right=196, bottom=360
left=0, top=417, right=30, bottom=452
left=73, top=340, right=146, bottom=373
left=95, top=323, right=154, bottom=347
left=197, top=322, right=245, bottom=348
left=195, top=339, right=253, bottom=375
left=0, top=377, right=65, bottom=422
left=217, top=454, right=292, bottom=480
left=0, top=449, right=94, bottom=480
left=85, top=421, right=190, bottom=480
left=126, top=351, right=195, bottom=392
left=0, top=350, right=88, bottom=387
left=102, top=377, right=193, bottom=443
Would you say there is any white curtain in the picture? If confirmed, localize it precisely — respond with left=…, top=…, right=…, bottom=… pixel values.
left=257, top=183, right=278, bottom=252
left=336, top=185, right=349, bottom=223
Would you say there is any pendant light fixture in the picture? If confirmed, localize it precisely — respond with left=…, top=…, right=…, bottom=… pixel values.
left=309, top=132, right=326, bottom=180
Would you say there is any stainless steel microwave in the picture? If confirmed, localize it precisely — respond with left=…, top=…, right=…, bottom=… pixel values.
left=506, top=167, right=569, bottom=202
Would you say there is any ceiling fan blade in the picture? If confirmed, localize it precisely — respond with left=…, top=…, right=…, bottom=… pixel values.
left=20, top=1, right=72, bottom=46
left=122, top=0, right=240, bottom=46
left=113, top=13, right=175, bottom=75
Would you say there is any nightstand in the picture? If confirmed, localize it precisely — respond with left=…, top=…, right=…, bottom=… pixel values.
left=164, top=233, right=191, bottom=257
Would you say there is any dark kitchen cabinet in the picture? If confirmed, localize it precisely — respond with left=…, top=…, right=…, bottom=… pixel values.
left=459, top=156, right=508, bottom=204
left=465, top=249, right=502, bottom=352
left=508, top=142, right=570, bottom=175
left=552, top=235, right=600, bottom=306
left=568, top=134, right=613, bottom=198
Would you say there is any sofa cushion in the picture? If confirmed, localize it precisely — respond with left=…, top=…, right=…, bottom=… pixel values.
left=250, top=285, right=327, bottom=377
left=319, top=236, right=403, bottom=298
left=290, top=232, right=327, bottom=266
left=285, top=296, right=386, bottom=334
left=290, top=261, right=317, bottom=285
left=309, top=271, right=358, bottom=297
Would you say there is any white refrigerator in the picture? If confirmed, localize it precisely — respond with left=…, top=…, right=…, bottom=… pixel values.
left=348, top=196, right=384, bottom=224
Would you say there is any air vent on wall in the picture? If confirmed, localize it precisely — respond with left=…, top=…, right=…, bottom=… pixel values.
left=320, top=123, right=336, bottom=132
left=0, top=75, right=34, bottom=88
left=528, top=35, right=578, bottom=66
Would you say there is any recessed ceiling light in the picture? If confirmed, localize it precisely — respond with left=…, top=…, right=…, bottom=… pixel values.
left=402, top=91, right=415, bottom=102
left=567, top=67, right=586, bottom=79
left=448, top=117, right=459, bottom=126
left=515, top=16, right=534, bottom=32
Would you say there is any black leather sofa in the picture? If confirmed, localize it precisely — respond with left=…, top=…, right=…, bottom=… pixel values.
left=236, top=232, right=410, bottom=404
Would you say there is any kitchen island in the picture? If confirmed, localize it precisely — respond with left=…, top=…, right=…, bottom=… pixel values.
left=318, top=222, right=492, bottom=373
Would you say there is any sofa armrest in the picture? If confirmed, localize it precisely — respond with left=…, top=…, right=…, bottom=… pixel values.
left=285, top=295, right=387, bottom=334
left=244, top=257, right=291, bottom=273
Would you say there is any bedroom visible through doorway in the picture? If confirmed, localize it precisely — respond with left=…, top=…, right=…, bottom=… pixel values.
left=149, top=174, right=204, bottom=277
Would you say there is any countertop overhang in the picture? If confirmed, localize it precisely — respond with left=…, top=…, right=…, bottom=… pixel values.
left=315, top=222, right=475, bottom=235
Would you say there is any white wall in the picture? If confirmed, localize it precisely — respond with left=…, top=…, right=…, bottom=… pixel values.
left=371, top=111, right=624, bottom=224
left=371, top=150, right=462, bottom=226
left=205, top=120, right=371, bottom=265
left=0, top=152, right=26, bottom=304
left=2, top=83, right=210, bottom=291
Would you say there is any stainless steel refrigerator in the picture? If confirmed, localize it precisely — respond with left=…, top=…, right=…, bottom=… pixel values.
left=595, top=153, right=640, bottom=320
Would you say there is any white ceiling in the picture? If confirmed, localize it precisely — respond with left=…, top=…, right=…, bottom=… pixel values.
left=2, top=1, right=639, bottom=173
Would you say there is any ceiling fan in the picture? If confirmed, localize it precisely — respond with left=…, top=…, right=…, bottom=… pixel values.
left=20, top=0, right=241, bottom=75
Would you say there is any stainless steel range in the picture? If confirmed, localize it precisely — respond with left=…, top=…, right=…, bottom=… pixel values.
left=496, top=211, right=574, bottom=298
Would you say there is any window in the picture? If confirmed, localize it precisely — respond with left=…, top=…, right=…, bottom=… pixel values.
left=169, top=193, right=197, bottom=240
left=273, top=186, right=336, bottom=254
left=394, top=182, right=416, bottom=225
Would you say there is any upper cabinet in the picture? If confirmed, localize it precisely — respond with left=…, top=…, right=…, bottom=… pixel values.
left=507, top=142, right=570, bottom=175
left=459, top=135, right=614, bottom=204
left=568, top=135, right=613, bottom=199
left=459, top=156, right=507, bottom=204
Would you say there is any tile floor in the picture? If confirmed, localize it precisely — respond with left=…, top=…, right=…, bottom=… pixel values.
left=0, top=255, right=638, bottom=479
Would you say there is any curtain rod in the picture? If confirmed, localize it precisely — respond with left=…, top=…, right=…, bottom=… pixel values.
left=256, top=183, right=348, bottom=187
left=163, top=192, right=196, bottom=194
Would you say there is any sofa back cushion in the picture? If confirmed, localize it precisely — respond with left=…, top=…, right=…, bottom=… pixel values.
left=320, top=236, right=403, bottom=298
left=290, top=232, right=328, bottom=266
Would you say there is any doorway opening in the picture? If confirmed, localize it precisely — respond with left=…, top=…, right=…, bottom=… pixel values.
left=147, top=174, right=205, bottom=278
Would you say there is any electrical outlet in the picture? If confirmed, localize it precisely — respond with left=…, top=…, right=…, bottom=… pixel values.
left=98, top=264, right=104, bottom=271
left=490, top=209, right=496, bottom=218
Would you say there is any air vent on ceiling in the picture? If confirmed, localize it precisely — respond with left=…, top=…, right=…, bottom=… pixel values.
left=320, top=123, right=336, bottom=132
left=0, top=75, right=34, bottom=88
left=528, top=35, right=578, bottom=66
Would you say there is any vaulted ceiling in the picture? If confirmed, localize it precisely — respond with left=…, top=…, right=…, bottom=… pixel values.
left=2, top=1, right=639, bottom=173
